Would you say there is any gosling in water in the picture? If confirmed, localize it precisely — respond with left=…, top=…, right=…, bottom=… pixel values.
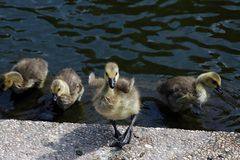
left=0, top=58, right=48, bottom=93
left=89, top=62, right=140, bottom=148
left=157, top=72, right=223, bottom=112
left=51, top=68, right=84, bottom=110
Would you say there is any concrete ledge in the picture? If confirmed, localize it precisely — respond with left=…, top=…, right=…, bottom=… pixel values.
left=0, top=120, right=239, bottom=160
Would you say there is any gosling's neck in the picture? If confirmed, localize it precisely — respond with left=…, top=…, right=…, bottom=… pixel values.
left=55, top=79, right=70, bottom=96
left=5, top=71, right=24, bottom=87
left=195, top=74, right=209, bottom=102
left=103, top=81, right=115, bottom=96
left=195, top=82, right=206, bottom=95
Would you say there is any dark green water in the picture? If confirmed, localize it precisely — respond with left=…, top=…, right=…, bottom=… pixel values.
left=0, top=0, right=240, bottom=131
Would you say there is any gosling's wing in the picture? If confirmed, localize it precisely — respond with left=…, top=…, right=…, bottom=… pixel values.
left=157, top=76, right=196, bottom=104
left=116, top=78, right=134, bottom=93
left=12, top=58, right=48, bottom=81
left=88, top=72, right=105, bottom=88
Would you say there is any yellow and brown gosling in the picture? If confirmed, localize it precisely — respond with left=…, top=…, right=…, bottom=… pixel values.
left=0, top=58, right=48, bottom=93
left=89, top=62, right=140, bottom=148
left=156, top=71, right=223, bottom=112
left=51, top=68, right=84, bottom=110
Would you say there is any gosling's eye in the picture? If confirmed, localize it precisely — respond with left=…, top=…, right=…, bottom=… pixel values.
left=212, top=80, right=217, bottom=85
left=57, top=88, right=60, bottom=92
left=115, top=72, right=118, bottom=76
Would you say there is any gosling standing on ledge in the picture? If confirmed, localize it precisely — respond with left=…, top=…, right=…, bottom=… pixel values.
left=157, top=72, right=223, bottom=112
left=51, top=68, right=84, bottom=110
left=0, top=58, right=48, bottom=93
left=89, top=62, right=140, bottom=148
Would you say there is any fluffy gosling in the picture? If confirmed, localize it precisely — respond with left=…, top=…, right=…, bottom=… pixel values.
left=157, top=71, right=223, bottom=112
left=51, top=68, right=84, bottom=110
left=89, top=62, right=140, bottom=148
left=0, top=58, right=48, bottom=93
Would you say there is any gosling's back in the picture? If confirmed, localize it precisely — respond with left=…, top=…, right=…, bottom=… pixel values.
left=55, top=68, right=83, bottom=94
left=12, top=58, right=48, bottom=81
left=157, top=76, right=198, bottom=112
left=157, top=76, right=196, bottom=96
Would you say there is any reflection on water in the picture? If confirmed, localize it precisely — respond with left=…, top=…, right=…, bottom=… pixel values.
left=0, top=0, right=239, bottom=131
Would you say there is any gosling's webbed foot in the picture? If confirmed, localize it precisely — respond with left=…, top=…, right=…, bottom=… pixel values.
left=110, top=140, right=123, bottom=148
left=109, top=135, right=131, bottom=148
left=110, top=127, right=133, bottom=148
left=110, top=115, right=137, bottom=148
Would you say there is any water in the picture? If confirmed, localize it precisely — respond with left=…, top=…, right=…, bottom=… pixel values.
left=0, top=0, right=239, bottom=131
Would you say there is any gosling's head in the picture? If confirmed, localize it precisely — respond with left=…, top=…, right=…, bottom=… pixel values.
left=197, top=72, right=223, bottom=94
left=0, top=73, right=16, bottom=91
left=51, top=79, right=70, bottom=101
left=104, top=62, right=119, bottom=89
left=0, top=71, right=23, bottom=91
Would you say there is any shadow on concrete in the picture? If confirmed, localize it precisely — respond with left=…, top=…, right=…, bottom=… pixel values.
left=36, top=124, right=114, bottom=160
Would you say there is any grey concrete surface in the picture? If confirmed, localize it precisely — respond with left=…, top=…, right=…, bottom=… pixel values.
left=0, top=120, right=239, bottom=160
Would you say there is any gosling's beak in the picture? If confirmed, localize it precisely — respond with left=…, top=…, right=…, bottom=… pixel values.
left=53, top=94, right=58, bottom=101
left=108, top=78, right=116, bottom=89
left=215, top=86, right=223, bottom=95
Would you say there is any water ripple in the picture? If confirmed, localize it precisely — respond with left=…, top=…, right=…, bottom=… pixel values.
left=0, top=0, right=239, bottom=131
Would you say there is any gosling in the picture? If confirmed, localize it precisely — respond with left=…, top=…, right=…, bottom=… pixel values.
left=89, top=62, right=140, bottom=148
left=157, top=72, right=223, bottom=112
left=51, top=68, right=84, bottom=110
left=0, top=58, right=48, bottom=93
